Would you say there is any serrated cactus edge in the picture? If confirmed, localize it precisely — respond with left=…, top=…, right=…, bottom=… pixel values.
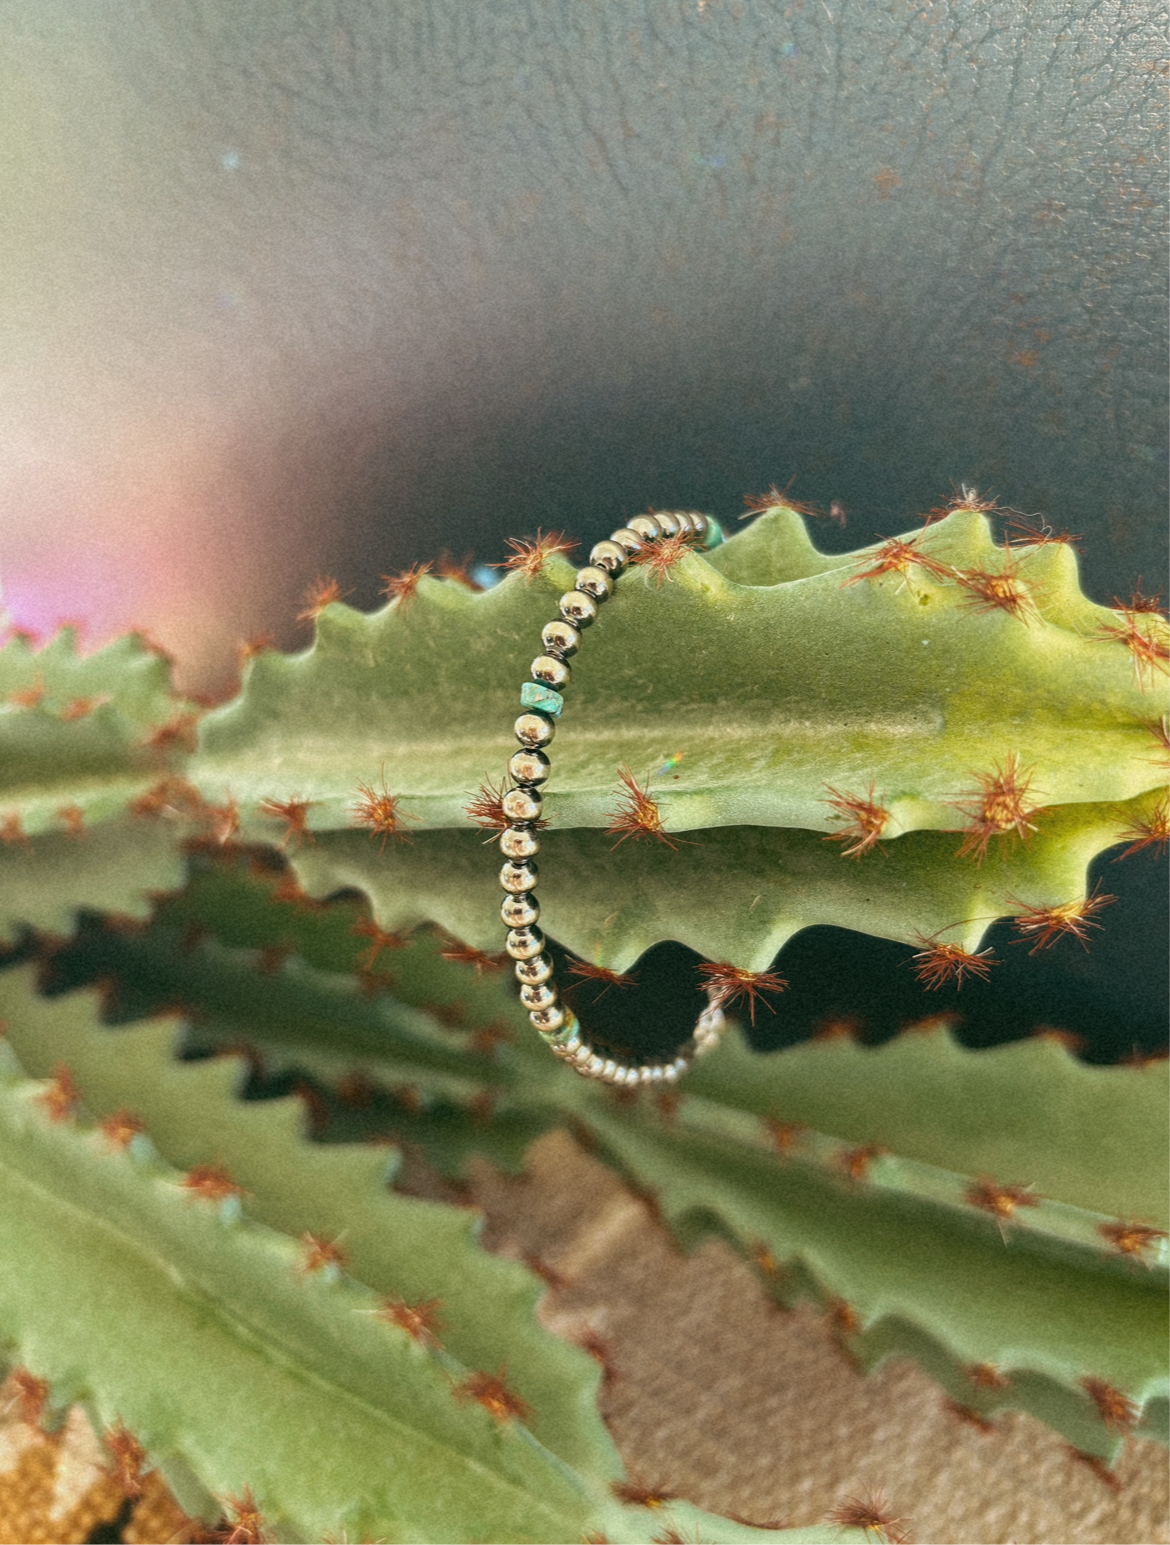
left=0, top=491, right=1165, bottom=1538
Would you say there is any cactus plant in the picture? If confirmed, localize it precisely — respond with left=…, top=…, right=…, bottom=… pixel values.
left=0, top=495, right=1164, bottom=1541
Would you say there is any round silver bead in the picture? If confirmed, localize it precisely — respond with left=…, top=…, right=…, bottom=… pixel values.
left=500, top=859, right=538, bottom=893
left=559, top=590, right=598, bottom=627
left=501, top=892, right=539, bottom=928
left=515, top=711, right=555, bottom=747
left=515, top=953, right=553, bottom=985
left=500, top=825, right=539, bottom=860
left=506, top=925, right=545, bottom=959
left=687, top=511, right=709, bottom=537
left=610, top=527, right=645, bottom=556
left=530, top=1004, right=566, bottom=1033
left=575, top=565, right=614, bottom=601
left=531, top=653, right=571, bottom=689
left=509, top=749, right=550, bottom=786
left=589, top=539, right=628, bottom=576
left=670, top=511, right=699, bottom=536
left=502, top=787, right=542, bottom=823
left=520, top=981, right=558, bottom=1012
left=652, top=511, right=682, bottom=538
left=541, top=619, right=580, bottom=657
left=628, top=514, right=661, bottom=542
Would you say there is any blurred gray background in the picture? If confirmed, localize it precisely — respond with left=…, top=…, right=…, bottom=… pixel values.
left=0, top=0, right=1164, bottom=684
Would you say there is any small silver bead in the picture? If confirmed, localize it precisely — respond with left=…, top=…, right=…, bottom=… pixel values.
left=559, top=590, right=597, bottom=627
left=530, top=1004, right=566, bottom=1033
left=541, top=619, right=581, bottom=657
left=501, top=892, right=539, bottom=927
left=500, top=825, right=539, bottom=860
left=520, top=981, right=558, bottom=1011
left=610, top=527, right=645, bottom=556
left=515, top=711, right=555, bottom=747
left=500, top=859, right=538, bottom=893
left=598, top=1058, right=619, bottom=1083
left=628, top=514, right=661, bottom=542
left=575, top=565, right=614, bottom=601
left=687, top=511, right=709, bottom=537
left=589, top=539, right=627, bottom=575
left=508, top=749, right=550, bottom=786
left=502, top=787, right=542, bottom=823
left=670, top=511, right=699, bottom=536
left=652, top=511, right=682, bottom=538
left=506, top=925, right=545, bottom=959
left=583, top=1053, right=606, bottom=1077
left=515, top=953, right=553, bottom=984
left=531, top=653, right=571, bottom=689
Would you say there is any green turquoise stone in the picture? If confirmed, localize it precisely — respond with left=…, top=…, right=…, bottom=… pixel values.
left=702, top=519, right=726, bottom=550
left=520, top=681, right=564, bottom=717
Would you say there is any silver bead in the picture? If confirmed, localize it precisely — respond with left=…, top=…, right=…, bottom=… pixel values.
left=670, top=511, right=699, bottom=536
left=506, top=925, right=545, bottom=959
left=520, top=981, right=558, bottom=1011
left=559, top=590, right=597, bottom=628
left=628, top=514, right=661, bottom=542
left=501, top=892, right=539, bottom=927
left=500, top=825, right=539, bottom=860
left=610, top=527, right=645, bottom=556
left=541, top=619, right=580, bottom=657
left=575, top=565, right=614, bottom=601
left=509, top=749, right=550, bottom=786
left=500, top=859, right=538, bottom=893
left=530, top=1004, right=566, bottom=1033
left=515, top=953, right=553, bottom=985
left=515, top=711, right=554, bottom=747
left=589, top=539, right=627, bottom=575
left=502, top=787, right=542, bottom=823
left=531, top=653, right=570, bottom=689
left=687, top=511, right=709, bottom=537
left=652, top=511, right=682, bottom=538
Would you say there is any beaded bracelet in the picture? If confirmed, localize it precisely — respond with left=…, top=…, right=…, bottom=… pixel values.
left=498, top=511, right=728, bottom=1086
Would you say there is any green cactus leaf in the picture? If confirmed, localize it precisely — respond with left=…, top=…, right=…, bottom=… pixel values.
left=0, top=627, right=198, bottom=834
left=0, top=968, right=849, bottom=1545
left=285, top=791, right=1158, bottom=969
left=0, top=818, right=189, bottom=944
left=0, top=969, right=617, bottom=1483
left=192, top=509, right=1163, bottom=838
left=40, top=880, right=1167, bottom=1464
left=553, top=1035, right=1168, bottom=1461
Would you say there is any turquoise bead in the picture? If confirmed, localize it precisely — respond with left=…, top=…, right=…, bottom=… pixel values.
left=520, top=681, right=564, bottom=717
left=702, top=519, right=726, bottom=550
